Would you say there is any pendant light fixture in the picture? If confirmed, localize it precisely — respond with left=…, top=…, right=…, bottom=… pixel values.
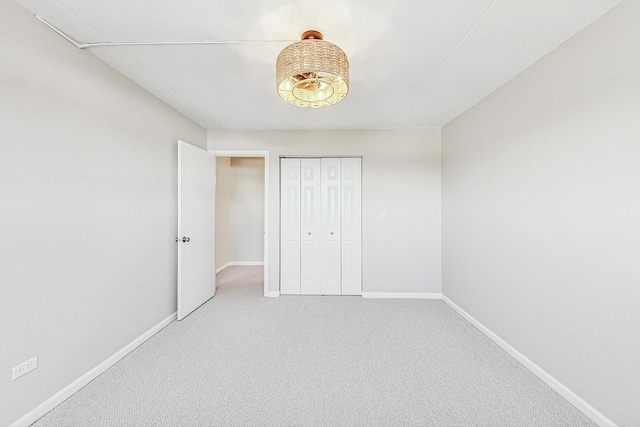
left=276, top=30, right=349, bottom=108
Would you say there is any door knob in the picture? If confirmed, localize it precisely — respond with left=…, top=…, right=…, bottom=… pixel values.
left=330, top=232, right=334, bottom=235
left=308, top=232, right=311, bottom=235
left=182, top=236, right=191, bottom=242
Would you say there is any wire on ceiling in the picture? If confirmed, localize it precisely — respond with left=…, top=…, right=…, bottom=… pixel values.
left=36, top=15, right=296, bottom=49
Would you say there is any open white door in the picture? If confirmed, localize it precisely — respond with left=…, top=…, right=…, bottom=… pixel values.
left=177, top=140, right=216, bottom=320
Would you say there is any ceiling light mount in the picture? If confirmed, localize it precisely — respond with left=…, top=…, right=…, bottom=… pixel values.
left=300, top=30, right=323, bottom=40
left=276, top=30, right=349, bottom=109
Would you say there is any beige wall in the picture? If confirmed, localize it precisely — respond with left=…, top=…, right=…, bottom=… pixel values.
left=208, top=129, right=442, bottom=295
left=230, top=158, right=265, bottom=263
left=441, top=1, right=640, bottom=425
left=215, top=157, right=265, bottom=269
left=215, top=157, right=232, bottom=269
left=0, top=2, right=206, bottom=425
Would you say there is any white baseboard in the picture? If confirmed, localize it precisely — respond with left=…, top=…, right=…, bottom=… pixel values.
left=229, top=261, right=264, bottom=266
left=216, top=261, right=264, bottom=274
left=362, top=292, right=442, bottom=299
left=10, top=312, right=177, bottom=427
left=215, top=262, right=232, bottom=273
left=265, top=291, right=280, bottom=298
left=441, top=296, right=616, bottom=427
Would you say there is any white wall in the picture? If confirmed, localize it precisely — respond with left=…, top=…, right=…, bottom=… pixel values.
left=215, top=157, right=232, bottom=269
left=215, top=157, right=264, bottom=269
left=208, top=129, right=442, bottom=295
left=0, top=2, right=206, bottom=425
left=229, top=157, right=265, bottom=263
left=441, top=1, right=640, bottom=425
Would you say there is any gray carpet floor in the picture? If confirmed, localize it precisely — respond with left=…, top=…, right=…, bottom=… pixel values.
left=33, top=266, right=595, bottom=426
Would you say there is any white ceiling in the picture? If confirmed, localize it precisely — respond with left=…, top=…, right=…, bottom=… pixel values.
left=15, top=0, right=621, bottom=130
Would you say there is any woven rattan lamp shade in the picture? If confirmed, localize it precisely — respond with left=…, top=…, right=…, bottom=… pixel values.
left=276, top=31, right=349, bottom=108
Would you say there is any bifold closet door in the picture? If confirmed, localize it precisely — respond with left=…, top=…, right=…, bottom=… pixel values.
left=280, top=158, right=301, bottom=295
left=320, top=158, right=342, bottom=295
left=280, top=157, right=361, bottom=296
left=300, top=159, right=322, bottom=294
left=341, top=158, right=362, bottom=295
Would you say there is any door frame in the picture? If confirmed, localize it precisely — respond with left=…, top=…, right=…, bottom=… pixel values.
left=210, top=150, right=270, bottom=297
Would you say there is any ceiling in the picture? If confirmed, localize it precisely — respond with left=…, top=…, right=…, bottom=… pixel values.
left=15, top=0, right=621, bottom=130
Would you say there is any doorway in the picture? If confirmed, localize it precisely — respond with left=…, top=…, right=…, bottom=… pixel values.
left=211, top=151, right=269, bottom=296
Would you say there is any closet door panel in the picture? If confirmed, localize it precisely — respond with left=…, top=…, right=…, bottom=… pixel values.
left=300, top=159, right=322, bottom=294
left=321, top=158, right=342, bottom=295
left=341, top=158, right=362, bottom=295
left=280, top=158, right=301, bottom=294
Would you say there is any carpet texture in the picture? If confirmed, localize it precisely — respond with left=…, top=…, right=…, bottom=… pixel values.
left=33, top=266, right=595, bottom=426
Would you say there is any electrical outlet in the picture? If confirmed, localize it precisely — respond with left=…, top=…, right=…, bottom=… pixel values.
left=12, top=357, right=37, bottom=381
